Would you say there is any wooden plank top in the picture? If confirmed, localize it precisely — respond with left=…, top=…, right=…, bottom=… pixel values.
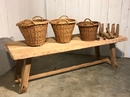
left=6, top=35, right=127, bottom=60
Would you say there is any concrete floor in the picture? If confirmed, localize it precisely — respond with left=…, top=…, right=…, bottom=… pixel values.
left=0, top=53, right=130, bottom=97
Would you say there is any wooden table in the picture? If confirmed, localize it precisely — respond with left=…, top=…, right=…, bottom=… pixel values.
left=6, top=35, right=127, bottom=94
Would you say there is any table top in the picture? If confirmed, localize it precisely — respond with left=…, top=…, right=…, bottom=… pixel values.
left=6, top=35, right=127, bottom=60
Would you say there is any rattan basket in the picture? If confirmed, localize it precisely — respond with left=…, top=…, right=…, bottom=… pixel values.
left=77, top=18, right=99, bottom=41
left=50, top=15, right=76, bottom=43
left=16, top=16, right=48, bottom=46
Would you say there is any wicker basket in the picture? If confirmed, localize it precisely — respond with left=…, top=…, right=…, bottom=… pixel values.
left=16, top=16, right=48, bottom=46
left=50, top=15, right=76, bottom=43
left=77, top=18, right=99, bottom=41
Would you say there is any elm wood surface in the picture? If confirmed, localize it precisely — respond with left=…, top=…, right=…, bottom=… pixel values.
left=5, top=35, right=127, bottom=94
left=6, top=35, right=127, bottom=60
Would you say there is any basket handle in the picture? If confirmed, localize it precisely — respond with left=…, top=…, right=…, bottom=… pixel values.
left=56, top=15, right=69, bottom=24
left=59, top=15, right=69, bottom=20
left=31, top=16, right=45, bottom=25
left=32, top=16, right=44, bottom=21
left=84, top=18, right=94, bottom=25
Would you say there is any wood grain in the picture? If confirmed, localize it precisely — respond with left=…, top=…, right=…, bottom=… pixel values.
left=6, top=34, right=127, bottom=60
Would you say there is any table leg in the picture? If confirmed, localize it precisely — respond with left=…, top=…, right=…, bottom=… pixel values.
left=95, top=46, right=112, bottom=66
left=110, top=43, right=118, bottom=68
left=14, top=60, right=24, bottom=82
left=95, top=46, right=100, bottom=60
left=19, top=58, right=32, bottom=94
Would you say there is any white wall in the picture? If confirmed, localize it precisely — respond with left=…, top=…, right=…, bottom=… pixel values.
left=0, top=0, right=46, bottom=40
left=0, top=0, right=130, bottom=57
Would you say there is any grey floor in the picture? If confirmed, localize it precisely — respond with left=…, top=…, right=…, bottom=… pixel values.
left=0, top=53, right=130, bottom=97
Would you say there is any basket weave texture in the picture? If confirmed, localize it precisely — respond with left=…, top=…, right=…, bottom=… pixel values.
left=50, top=15, right=76, bottom=43
left=77, top=18, right=99, bottom=41
left=16, top=16, right=48, bottom=46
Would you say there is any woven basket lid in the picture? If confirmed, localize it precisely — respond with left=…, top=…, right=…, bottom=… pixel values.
left=16, top=16, right=48, bottom=27
left=77, top=18, right=99, bottom=27
left=50, top=15, right=76, bottom=24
